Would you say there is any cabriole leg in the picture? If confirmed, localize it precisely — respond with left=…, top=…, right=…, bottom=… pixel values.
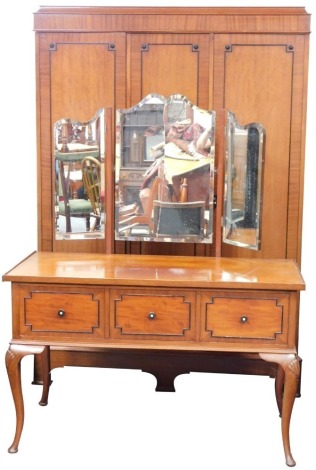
left=275, top=364, right=285, bottom=416
left=260, top=353, right=300, bottom=467
left=5, top=344, right=48, bottom=453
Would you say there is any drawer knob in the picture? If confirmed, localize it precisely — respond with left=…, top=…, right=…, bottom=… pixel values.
left=148, top=312, right=157, bottom=320
left=57, top=309, right=66, bottom=318
left=240, top=315, right=248, bottom=323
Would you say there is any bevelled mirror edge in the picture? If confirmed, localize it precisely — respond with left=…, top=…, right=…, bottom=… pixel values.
left=223, top=110, right=265, bottom=251
left=53, top=108, right=106, bottom=241
left=115, top=94, right=215, bottom=244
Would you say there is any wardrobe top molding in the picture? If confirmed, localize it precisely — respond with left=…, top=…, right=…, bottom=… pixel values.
left=33, top=6, right=311, bottom=34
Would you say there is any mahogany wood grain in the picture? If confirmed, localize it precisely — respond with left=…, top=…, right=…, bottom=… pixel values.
left=3, top=251, right=304, bottom=463
left=6, top=7, right=309, bottom=465
left=34, top=6, right=310, bottom=261
left=34, top=7, right=310, bottom=35
left=3, top=251, right=305, bottom=290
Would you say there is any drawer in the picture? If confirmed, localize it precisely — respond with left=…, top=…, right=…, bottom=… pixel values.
left=110, top=289, right=196, bottom=340
left=200, top=291, right=289, bottom=345
left=18, top=285, right=105, bottom=340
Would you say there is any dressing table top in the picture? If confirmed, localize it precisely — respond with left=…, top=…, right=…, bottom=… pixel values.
left=3, top=251, right=305, bottom=291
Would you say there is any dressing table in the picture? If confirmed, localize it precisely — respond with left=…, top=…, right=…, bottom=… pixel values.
left=3, top=252, right=305, bottom=466
left=2, top=6, right=310, bottom=467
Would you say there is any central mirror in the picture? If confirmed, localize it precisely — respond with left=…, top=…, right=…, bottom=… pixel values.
left=115, top=94, right=215, bottom=243
left=54, top=109, right=105, bottom=240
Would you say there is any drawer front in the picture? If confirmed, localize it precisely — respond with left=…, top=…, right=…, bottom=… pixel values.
left=18, top=285, right=105, bottom=340
left=200, top=291, right=290, bottom=346
left=110, top=289, right=196, bottom=340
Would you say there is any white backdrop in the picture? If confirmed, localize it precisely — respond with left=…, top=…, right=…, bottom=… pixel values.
left=0, top=1, right=315, bottom=469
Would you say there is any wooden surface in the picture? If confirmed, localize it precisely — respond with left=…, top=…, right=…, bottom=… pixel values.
left=8, top=7, right=309, bottom=464
left=34, top=7, right=310, bottom=33
left=34, top=6, right=310, bottom=262
left=3, top=251, right=305, bottom=290
left=4, top=251, right=304, bottom=464
left=3, top=252, right=304, bottom=355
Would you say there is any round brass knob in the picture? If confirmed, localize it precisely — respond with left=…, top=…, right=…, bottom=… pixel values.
left=57, top=309, right=65, bottom=318
left=240, top=315, right=248, bottom=323
left=148, top=312, right=156, bottom=320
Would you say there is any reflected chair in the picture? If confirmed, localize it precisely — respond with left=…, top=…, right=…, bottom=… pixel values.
left=58, top=160, right=94, bottom=232
left=58, top=156, right=101, bottom=233
left=118, top=176, right=162, bottom=235
left=58, top=198, right=94, bottom=232
left=81, top=156, right=102, bottom=231
left=153, top=200, right=205, bottom=240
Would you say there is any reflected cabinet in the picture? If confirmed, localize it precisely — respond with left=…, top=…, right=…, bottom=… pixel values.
left=3, top=6, right=310, bottom=466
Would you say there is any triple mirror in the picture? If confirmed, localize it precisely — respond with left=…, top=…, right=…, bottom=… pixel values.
left=53, top=97, right=265, bottom=251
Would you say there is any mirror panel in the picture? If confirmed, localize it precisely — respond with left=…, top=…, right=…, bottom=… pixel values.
left=223, top=111, right=265, bottom=250
left=115, top=94, right=215, bottom=243
left=54, top=109, right=105, bottom=240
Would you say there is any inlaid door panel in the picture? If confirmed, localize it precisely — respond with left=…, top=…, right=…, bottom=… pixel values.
left=129, top=34, right=211, bottom=111
left=213, top=34, right=307, bottom=261
left=37, top=32, right=125, bottom=253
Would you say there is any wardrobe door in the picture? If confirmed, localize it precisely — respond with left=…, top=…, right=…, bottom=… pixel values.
left=37, top=32, right=126, bottom=254
left=129, top=34, right=211, bottom=107
left=213, top=34, right=308, bottom=261
left=127, top=33, right=212, bottom=256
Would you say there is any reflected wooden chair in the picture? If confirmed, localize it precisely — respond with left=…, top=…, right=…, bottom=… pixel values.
left=58, top=160, right=94, bottom=232
left=153, top=200, right=205, bottom=240
left=118, top=176, right=162, bottom=235
left=81, top=156, right=102, bottom=231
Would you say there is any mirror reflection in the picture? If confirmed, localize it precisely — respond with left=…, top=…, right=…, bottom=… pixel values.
left=54, top=109, right=105, bottom=240
left=115, top=94, right=215, bottom=243
left=223, top=111, right=265, bottom=250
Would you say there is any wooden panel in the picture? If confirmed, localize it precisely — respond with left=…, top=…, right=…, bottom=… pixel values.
left=201, top=293, right=286, bottom=342
left=4, top=252, right=305, bottom=291
left=110, top=289, right=195, bottom=340
left=34, top=7, right=311, bottom=35
left=51, top=43, right=114, bottom=124
left=36, top=32, right=126, bottom=254
left=25, top=293, right=99, bottom=333
left=213, top=34, right=305, bottom=260
left=129, top=33, right=210, bottom=109
left=17, top=284, right=106, bottom=340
